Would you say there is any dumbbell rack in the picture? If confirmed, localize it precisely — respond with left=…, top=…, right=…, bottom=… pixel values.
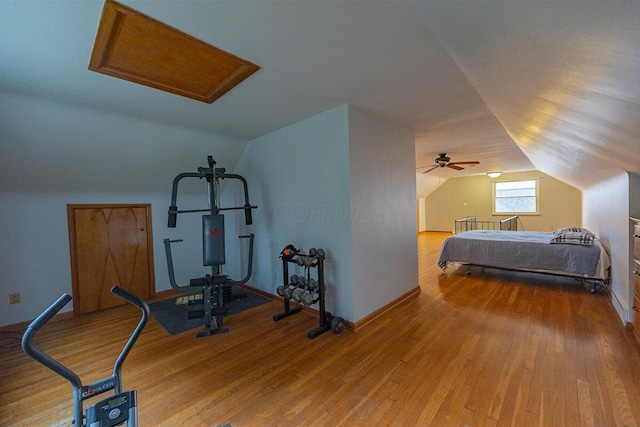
left=273, top=245, right=344, bottom=338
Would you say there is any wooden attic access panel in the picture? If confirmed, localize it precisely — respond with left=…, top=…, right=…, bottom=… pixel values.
left=88, top=0, right=259, bottom=103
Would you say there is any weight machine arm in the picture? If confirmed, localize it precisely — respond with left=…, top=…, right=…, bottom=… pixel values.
left=167, top=170, right=256, bottom=228
left=231, top=234, right=254, bottom=286
left=163, top=233, right=255, bottom=291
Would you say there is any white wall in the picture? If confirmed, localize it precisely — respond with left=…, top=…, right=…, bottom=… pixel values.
left=583, top=172, right=632, bottom=324
left=0, top=95, right=418, bottom=327
left=347, top=106, right=418, bottom=321
left=629, top=172, right=640, bottom=317
left=0, top=192, right=204, bottom=326
left=416, top=173, right=448, bottom=199
left=229, top=105, right=354, bottom=320
left=423, top=171, right=582, bottom=232
left=230, top=104, right=418, bottom=323
left=0, top=93, right=246, bottom=194
left=418, top=198, right=427, bottom=232
left=0, top=94, right=247, bottom=326
left=630, top=173, right=640, bottom=223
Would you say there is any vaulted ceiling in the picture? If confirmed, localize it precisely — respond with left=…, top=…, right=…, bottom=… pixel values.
left=1, top=1, right=638, bottom=192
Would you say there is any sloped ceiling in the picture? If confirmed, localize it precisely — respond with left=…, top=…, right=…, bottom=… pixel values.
left=411, top=1, right=640, bottom=189
left=1, top=1, right=638, bottom=191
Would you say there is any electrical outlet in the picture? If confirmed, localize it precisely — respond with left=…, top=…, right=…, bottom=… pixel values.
left=9, top=293, right=21, bottom=304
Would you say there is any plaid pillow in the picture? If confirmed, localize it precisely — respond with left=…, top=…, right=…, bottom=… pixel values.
left=550, top=231, right=594, bottom=245
left=554, top=227, right=595, bottom=237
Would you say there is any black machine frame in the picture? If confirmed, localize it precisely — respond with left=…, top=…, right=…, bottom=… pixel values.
left=164, top=156, right=257, bottom=337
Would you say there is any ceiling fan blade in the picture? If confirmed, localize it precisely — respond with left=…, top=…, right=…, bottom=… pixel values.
left=422, top=165, right=440, bottom=174
left=446, top=164, right=464, bottom=170
left=449, top=161, right=480, bottom=165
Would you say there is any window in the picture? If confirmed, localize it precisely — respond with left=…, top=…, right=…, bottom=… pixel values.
left=493, top=179, right=538, bottom=214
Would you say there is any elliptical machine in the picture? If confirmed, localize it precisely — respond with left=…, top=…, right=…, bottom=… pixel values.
left=21, top=286, right=149, bottom=427
left=164, top=155, right=257, bottom=337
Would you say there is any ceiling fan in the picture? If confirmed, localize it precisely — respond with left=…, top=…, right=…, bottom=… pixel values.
left=418, top=153, right=480, bottom=174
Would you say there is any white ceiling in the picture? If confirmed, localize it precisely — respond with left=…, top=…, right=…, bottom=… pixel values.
left=1, top=1, right=638, bottom=191
left=411, top=1, right=640, bottom=188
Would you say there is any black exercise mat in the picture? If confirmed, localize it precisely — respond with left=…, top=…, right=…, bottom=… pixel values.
left=149, top=289, right=269, bottom=335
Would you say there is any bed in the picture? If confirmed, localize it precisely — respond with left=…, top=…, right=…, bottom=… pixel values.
left=437, top=228, right=611, bottom=292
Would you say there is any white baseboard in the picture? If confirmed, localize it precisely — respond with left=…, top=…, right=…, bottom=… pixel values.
left=611, top=288, right=629, bottom=324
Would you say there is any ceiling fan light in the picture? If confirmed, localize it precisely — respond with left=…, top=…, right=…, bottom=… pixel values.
left=487, top=172, right=502, bottom=178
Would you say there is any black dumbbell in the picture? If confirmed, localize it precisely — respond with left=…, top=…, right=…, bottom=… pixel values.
left=278, top=274, right=300, bottom=298
left=283, top=278, right=300, bottom=298
left=300, top=279, right=319, bottom=304
left=305, top=257, right=318, bottom=267
left=331, top=316, right=346, bottom=334
left=308, top=248, right=325, bottom=260
left=291, top=287, right=306, bottom=303
left=284, top=285, right=297, bottom=299
left=301, top=290, right=319, bottom=306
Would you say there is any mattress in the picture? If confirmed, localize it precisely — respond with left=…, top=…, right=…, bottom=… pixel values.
left=437, top=230, right=610, bottom=280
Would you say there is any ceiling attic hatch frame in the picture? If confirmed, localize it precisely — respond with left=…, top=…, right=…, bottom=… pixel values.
left=88, top=0, right=260, bottom=103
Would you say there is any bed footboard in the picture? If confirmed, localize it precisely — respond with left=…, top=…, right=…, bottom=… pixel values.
left=454, top=215, right=518, bottom=234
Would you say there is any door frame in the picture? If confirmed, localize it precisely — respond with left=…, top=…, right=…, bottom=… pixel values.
left=67, top=203, right=156, bottom=315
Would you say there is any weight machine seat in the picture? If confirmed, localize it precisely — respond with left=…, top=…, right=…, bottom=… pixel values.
left=189, top=275, right=230, bottom=287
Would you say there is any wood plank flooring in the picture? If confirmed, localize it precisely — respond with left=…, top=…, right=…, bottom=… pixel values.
left=2, top=232, right=640, bottom=426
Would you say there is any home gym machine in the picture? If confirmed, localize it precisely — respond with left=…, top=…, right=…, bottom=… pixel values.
left=164, top=155, right=257, bottom=337
left=274, top=244, right=345, bottom=338
left=21, top=286, right=149, bottom=427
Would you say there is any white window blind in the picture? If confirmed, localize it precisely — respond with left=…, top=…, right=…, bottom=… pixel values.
left=493, top=179, right=538, bottom=214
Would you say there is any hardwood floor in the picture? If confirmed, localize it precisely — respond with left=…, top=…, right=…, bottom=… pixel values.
left=2, top=232, right=640, bottom=426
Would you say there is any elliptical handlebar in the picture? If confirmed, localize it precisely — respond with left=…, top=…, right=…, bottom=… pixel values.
left=21, top=286, right=149, bottom=426
left=22, top=288, right=148, bottom=369
left=21, top=293, right=82, bottom=389
left=110, top=286, right=149, bottom=388
left=111, top=285, right=150, bottom=312
left=24, top=293, right=72, bottom=332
